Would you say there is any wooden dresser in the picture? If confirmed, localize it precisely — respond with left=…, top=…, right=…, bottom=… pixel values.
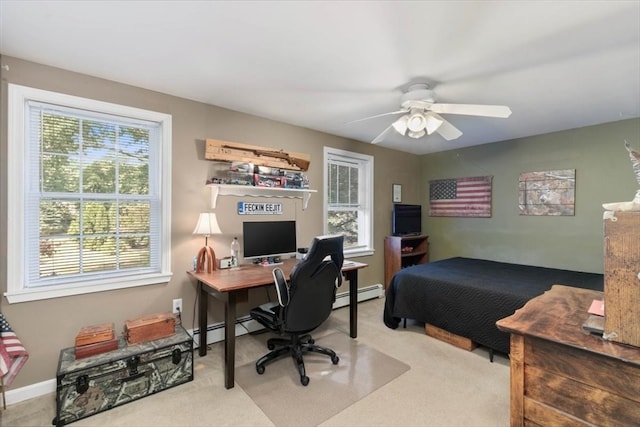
left=496, top=285, right=640, bottom=426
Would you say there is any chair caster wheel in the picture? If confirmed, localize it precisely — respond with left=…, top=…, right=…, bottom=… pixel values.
left=331, top=355, right=339, bottom=364
left=267, top=343, right=275, bottom=350
left=256, top=364, right=265, bottom=375
left=308, top=338, right=315, bottom=344
left=301, top=375, right=310, bottom=386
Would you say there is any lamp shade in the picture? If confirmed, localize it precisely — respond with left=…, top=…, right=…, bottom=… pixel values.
left=193, top=212, right=222, bottom=235
left=425, top=113, right=444, bottom=135
left=391, top=115, right=409, bottom=135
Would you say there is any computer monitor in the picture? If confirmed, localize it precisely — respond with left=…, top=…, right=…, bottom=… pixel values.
left=242, top=220, right=297, bottom=260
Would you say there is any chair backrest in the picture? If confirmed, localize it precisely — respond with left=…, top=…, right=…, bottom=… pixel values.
left=284, top=235, right=344, bottom=333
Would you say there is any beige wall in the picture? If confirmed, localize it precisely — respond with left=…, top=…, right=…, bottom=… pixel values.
left=421, top=118, right=640, bottom=273
left=0, top=56, right=421, bottom=388
left=2, top=54, right=637, bottom=391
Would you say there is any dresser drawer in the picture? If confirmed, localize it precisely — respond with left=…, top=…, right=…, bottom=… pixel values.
left=522, top=336, right=640, bottom=426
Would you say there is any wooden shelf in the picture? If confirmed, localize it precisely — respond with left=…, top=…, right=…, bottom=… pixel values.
left=384, top=235, right=429, bottom=289
left=207, top=184, right=317, bottom=209
left=402, top=250, right=428, bottom=258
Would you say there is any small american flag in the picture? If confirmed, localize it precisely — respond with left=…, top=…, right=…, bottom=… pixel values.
left=429, top=176, right=492, bottom=217
left=0, top=313, right=29, bottom=386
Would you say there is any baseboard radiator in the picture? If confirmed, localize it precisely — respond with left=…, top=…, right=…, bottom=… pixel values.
left=190, top=283, right=384, bottom=348
left=4, top=284, right=384, bottom=406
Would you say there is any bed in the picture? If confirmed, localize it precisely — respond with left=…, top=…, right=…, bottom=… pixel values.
left=383, top=257, right=604, bottom=357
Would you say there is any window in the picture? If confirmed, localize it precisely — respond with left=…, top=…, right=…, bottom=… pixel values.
left=6, top=84, right=172, bottom=303
left=323, top=147, right=374, bottom=257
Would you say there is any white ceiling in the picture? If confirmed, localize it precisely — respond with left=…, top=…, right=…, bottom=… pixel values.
left=1, top=1, right=639, bottom=155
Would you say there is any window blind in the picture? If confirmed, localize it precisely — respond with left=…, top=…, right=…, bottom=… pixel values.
left=25, top=101, right=162, bottom=288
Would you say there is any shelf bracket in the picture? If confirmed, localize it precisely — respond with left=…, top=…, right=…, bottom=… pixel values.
left=210, top=185, right=220, bottom=209
left=302, top=191, right=312, bottom=210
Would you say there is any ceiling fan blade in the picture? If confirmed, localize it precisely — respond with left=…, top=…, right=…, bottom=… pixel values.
left=371, top=124, right=394, bottom=144
left=429, top=103, right=512, bottom=118
left=345, top=109, right=408, bottom=125
left=431, top=113, right=463, bottom=141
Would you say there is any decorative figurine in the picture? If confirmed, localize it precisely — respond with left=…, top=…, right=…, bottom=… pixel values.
left=602, top=141, right=640, bottom=212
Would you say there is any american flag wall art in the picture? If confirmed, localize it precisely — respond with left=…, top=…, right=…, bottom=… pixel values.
left=429, top=176, right=493, bottom=217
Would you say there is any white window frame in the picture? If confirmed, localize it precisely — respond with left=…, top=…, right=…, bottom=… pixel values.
left=6, top=84, right=173, bottom=303
left=323, top=147, right=374, bottom=257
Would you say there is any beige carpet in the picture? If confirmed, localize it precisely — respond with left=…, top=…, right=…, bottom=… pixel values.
left=2, top=298, right=509, bottom=426
left=235, top=331, right=410, bottom=427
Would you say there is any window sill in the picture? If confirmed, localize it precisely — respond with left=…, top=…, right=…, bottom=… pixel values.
left=4, top=272, right=173, bottom=304
left=344, top=248, right=374, bottom=258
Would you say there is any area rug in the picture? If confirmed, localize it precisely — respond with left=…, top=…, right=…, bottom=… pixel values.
left=235, top=332, right=410, bottom=426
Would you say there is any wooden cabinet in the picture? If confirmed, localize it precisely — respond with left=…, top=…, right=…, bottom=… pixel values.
left=496, top=285, right=640, bottom=427
left=603, top=210, right=640, bottom=347
left=384, top=235, right=428, bottom=289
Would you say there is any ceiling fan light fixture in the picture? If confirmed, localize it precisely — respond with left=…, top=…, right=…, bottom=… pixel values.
left=407, top=129, right=426, bottom=139
left=391, top=115, right=409, bottom=135
left=407, top=113, right=426, bottom=132
left=393, top=110, right=440, bottom=139
left=354, top=81, right=512, bottom=145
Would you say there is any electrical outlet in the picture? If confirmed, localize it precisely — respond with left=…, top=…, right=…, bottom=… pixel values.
left=172, top=298, right=183, bottom=315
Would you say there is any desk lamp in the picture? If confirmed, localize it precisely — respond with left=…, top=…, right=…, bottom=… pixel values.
left=193, top=212, right=222, bottom=273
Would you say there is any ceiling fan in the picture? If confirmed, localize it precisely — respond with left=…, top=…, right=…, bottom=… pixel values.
left=351, top=83, right=512, bottom=144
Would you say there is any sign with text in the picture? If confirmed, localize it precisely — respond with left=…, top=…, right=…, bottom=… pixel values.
left=237, top=202, right=283, bottom=215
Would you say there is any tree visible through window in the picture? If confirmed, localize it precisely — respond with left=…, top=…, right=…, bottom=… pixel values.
left=37, top=110, right=152, bottom=278
left=324, top=147, right=374, bottom=256
left=7, top=84, right=172, bottom=303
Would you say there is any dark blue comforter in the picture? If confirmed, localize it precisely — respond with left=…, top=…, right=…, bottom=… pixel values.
left=383, top=257, right=604, bottom=354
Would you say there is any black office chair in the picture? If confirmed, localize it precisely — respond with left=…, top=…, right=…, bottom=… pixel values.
left=249, top=235, right=345, bottom=386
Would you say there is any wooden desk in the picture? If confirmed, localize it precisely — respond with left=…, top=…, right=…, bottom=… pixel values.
left=497, top=285, right=640, bottom=426
left=187, top=258, right=368, bottom=389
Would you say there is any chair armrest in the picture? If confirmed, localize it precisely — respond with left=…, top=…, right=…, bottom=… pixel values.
left=272, top=267, right=290, bottom=307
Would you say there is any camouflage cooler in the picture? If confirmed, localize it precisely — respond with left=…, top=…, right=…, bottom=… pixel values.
left=54, top=325, right=193, bottom=426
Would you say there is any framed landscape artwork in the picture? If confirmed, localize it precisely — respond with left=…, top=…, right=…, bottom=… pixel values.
left=518, top=169, right=576, bottom=216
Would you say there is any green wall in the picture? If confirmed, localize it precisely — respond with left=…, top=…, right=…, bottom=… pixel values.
left=421, top=118, right=640, bottom=273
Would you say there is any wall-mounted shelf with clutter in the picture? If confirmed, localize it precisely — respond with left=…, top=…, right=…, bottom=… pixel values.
left=203, top=138, right=315, bottom=209
left=207, top=184, right=317, bottom=209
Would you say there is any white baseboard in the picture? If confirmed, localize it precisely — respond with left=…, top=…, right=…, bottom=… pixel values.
left=4, top=378, right=56, bottom=406
left=4, top=284, right=384, bottom=406
left=334, top=283, right=384, bottom=309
